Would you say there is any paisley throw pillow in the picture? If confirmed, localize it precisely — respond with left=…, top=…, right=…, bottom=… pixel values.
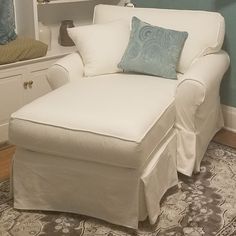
left=118, top=17, right=188, bottom=79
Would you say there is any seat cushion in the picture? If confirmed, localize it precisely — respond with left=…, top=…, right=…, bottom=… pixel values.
left=94, top=5, right=225, bottom=73
left=10, top=73, right=177, bottom=169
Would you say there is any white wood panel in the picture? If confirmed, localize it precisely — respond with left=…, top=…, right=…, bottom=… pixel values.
left=14, top=0, right=121, bottom=57
left=0, top=73, right=24, bottom=124
left=0, top=58, right=57, bottom=142
left=38, top=0, right=93, bottom=5
left=37, top=1, right=95, bottom=26
left=14, top=0, right=37, bottom=38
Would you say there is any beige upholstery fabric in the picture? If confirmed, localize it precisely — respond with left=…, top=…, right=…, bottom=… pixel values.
left=175, top=51, right=230, bottom=175
left=10, top=74, right=177, bottom=169
left=0, top=37, right=47, bottom=65
left=47, top=50, right=229, bottom=176
left=10, top=73, right=178, bottom=228
left=12, top=131, right=178, bottom=229
left=47, top=52, right=84, bottom=89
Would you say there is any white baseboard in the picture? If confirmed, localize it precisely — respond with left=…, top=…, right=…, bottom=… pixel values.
left=221, top=105, right=236, bottom=133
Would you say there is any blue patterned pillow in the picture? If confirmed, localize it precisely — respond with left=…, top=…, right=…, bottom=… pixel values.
left=0, top=0, right=17, bottom=45
left=118, top=17, right=188, bottom=79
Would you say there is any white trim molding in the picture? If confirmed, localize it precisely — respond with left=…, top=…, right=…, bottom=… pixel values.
left=222, top=105, right=236, bottom=133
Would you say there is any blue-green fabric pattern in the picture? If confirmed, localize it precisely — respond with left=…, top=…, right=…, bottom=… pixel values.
left=0, top=0, right=17, bottom=45
left=118, top=17, right=188, bottom=79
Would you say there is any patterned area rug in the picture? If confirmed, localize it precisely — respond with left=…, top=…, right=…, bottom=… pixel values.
left=0, top=142, right=236, bottom=236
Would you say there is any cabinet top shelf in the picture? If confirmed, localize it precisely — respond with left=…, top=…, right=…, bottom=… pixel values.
left=37, top=0, right=92, bottom=5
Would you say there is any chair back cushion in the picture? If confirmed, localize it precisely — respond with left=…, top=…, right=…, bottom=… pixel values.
left=93, top=4, right=225, bottom=73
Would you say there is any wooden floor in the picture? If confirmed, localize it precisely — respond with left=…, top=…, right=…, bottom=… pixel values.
left=0, top=129, right=235, bottom=182
left=213, top=129, right=236, bottom=148
left=0, top=144, right=15, bottom=182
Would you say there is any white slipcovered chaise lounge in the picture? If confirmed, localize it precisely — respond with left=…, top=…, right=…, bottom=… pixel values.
left=9, top=5, right=230, bottom=229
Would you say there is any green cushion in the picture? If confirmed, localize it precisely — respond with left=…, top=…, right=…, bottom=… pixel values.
left=118, top=17, right=188, bottom=79
left=0, top=37, right=48, bottom=65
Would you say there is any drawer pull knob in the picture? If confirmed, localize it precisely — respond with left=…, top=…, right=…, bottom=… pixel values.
left=28, top=80, right=34, bottom=87
left=23, top=81, right=29, bottom=89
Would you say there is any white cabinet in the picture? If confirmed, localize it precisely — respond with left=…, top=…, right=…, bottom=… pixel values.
left=22, top=61, right=53, bottom=104
left=0, top=71, right=23, bottom=143
left=0, top=58, right=57, bottom=143
left=14, top=0, right=121, bottom=58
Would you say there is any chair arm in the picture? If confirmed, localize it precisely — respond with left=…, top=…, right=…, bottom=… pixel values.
left=175, top=50, right=230, bottom=176
left=47, top=52, right=84, bottom=90
left=175, top=50, right=230, bottom=132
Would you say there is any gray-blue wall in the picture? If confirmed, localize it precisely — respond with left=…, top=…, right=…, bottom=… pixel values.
left=133, top=0, right=236, bottom=108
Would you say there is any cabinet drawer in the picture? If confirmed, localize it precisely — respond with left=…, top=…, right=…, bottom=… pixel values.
left=23, top=68, right=52, bottom=104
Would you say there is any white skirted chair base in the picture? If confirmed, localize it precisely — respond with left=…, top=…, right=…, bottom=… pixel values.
left=12, top=131, right=177, bottom=229
left=10, top=75, right=179, bottom=229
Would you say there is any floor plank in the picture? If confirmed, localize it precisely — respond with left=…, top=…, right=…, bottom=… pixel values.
left=213, top=129, right=236, bottom=149
left=0, top=145, right=15, bottom=182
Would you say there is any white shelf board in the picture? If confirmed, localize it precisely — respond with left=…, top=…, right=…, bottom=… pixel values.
left=37, top=0, right=93, bottom=5
left=0, top=54, right=63, bottom=70
left=43, top=24, right=77, bottom=57
left=46, top=45, right=76, bottom=57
